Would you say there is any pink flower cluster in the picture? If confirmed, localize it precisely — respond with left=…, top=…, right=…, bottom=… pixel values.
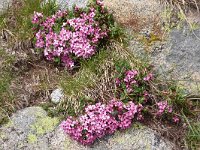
left=156, top=101, right=172, bottom=116
left=61, top=100, right=142, bottom=145
left=123, top=70, right=138, bottom=93
left=173, top=115, right=180, bottom=123
left=143, top=73, right=153, bottom=81
left=116, top=69, right=153, bottom=94
left=32, top=11, right=43, bottom=24
left=32, top=2, right=108, bottom=69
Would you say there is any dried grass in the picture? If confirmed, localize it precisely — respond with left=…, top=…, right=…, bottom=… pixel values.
left=164, top=0, right=200, bottom=12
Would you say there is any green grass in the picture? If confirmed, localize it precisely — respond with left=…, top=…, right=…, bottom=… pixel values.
left=0, top=1, right=199, bottom=149
left=187, top=122, right=200, bottom=150
left=0, top=0, right=58, bottom=42
left=183, top=113, right=200, bottom=150
left=56, top=49, right=111, bottom=116
left=0, top=49, right=16, bottom=124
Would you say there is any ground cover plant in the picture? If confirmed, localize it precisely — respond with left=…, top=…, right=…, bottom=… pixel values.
left=32, top=0, right=119, bottom=69
left=61, top=58, right=184, bottom=145
left=0, top=0, right=199, bottom=149
left=0, top=0, right=61, bottom=125
left=0, top=49, right=16, bottom=124
left=0, top=0, right=59, bottom=44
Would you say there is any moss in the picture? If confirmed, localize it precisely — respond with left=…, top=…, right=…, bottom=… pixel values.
left=132, top=123, right=145, bottom=129
left=63, top=139, right=71, bottom=148
left=4, top=120, right=13, bottom=128
left=35, top=111, right=47, bottom=118
left=31, top=117, right=59, bottom=136
left=0, top=132, right=7, bottom=140
left=27, top=134, right=38, bottom=144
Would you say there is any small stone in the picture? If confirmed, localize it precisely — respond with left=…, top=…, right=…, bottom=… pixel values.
left=50, top=88, right=64, bottom=104
left=0, top=0, right=11, bottom=14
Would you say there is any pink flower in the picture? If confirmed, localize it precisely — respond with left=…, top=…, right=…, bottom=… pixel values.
left=124, top=70, right=138, bottom=83
left=156, top=101, right=173, bottom=116
left=173, top=116, right=180, bottom=123
left=32, top=11, right=43, bottom=24
left=115, top=78, right=121, bottom=86
left=61, top=100, right=143, bottom=145
left=143, top=73, right=153, bottom=81
left=33, top=3, right=108, bottom=69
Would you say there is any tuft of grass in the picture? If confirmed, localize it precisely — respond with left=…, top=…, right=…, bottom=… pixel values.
left=164, top=0, right=200, bottom=11
left=0, top=0, right=58, bottom=43
left=0, top=49, right=16, bottom=124
left=183, top=113, right=200, bottom=150
left=57, top=50, right=110, bottom=115
left=43, top=40, right=150, bottom=118
left=187, top=122, right=200, bottom=150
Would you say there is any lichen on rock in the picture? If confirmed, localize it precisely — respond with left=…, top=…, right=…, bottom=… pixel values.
left=31, top=116, right=59, bottom=136
left=27, top=134, right=38, bottom=144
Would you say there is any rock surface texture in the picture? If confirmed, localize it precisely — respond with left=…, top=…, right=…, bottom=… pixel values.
left=0, top=107, right=175, bottom=150
left=0, top=107, right=59, bottom=150
left=152, top=28, right=200, bottom=94
left=50, top=88, right=64, bottom=104
left=0, top=0, right=11, bottom=13
left=106, top=0, right=200, bottom=94
left=56, top=0, right=88, bottom=10
left=103, top=0, right=163, bottom=30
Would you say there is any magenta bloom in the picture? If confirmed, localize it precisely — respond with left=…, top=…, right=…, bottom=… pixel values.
left=156, top=101, right=173, bottom=116
left=32, top=1, right=108, bottom=69
left=143, top=73, right=153, bottom=81
left=61, top=100, right=143, bottom=145
left=173, top=116, right=180, bottom=123
left=32, top=11, right=43, bottom=24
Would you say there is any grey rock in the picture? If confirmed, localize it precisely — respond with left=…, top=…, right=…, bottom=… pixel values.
left=56, top=0, right=88, bottom=10
left=0, top=107, right=59, bottom=150
left=0, top=0, right=11, bottom=13
left=50, top=88, right=64, bottom=104
left=151, top=27, right=200, bottom=94
left=103, top=0, right=163, bottom=30
left=129, top=25, right=200, bottom=94
left=50, top=125, right=175, bottom=150
left=1, top=107, right=175, bottom=150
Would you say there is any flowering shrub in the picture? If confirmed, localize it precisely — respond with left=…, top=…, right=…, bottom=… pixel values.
left=114, top=63, right=179, bottom=122
left=61, top=100, right=143, bottom=145
left=156, top=101, right=172, bottom=116
left=61, top=64, right=180, bottom=145
left=115, top=62, right=153, bottom=104
left=32, top=0, right=114, bottom=69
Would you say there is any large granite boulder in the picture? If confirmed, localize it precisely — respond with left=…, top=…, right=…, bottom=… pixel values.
left=152, top=28, right=200, bottom=94
left=0, top=107, right=59, bottom=150
left=0, top=107, right=175, bottom=150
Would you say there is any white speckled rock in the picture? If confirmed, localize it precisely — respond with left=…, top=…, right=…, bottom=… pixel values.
left=50, top=88, right=64, bottom=104
left=0, top=0, right=11, bottom=13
